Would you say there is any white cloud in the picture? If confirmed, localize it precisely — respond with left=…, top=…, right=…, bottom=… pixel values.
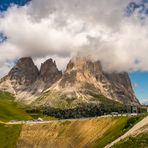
left=33, top=55, right=69, bottom=71
left=0, top=0, right=148, bottom=77
left=140, top=99, right=148, bottom=105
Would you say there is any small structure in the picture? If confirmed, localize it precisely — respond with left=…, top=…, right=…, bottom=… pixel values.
left=37, top=118, right=43, bottom=121
left=131, top=106, right=140, bottom=113
left=111, top=112, right=118, bottom=116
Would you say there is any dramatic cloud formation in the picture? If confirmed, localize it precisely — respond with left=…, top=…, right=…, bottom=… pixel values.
left=0, top=0, right=148, bottom=76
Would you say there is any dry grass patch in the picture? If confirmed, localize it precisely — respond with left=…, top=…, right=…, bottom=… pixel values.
left=17, top=117, right=114, bottom=148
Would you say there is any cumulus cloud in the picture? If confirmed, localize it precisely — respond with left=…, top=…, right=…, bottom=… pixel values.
left=0, top=0, right=148, bottom=76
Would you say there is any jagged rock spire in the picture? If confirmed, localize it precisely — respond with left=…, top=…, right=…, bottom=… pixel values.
left=8, top=57, right=39, bottom=85
left=39, top=58, right=62, bottom=84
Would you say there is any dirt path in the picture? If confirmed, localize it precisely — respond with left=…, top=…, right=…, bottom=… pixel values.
left=105, top=115, right=148, bottom=148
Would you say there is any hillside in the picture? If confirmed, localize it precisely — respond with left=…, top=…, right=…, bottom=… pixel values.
left=17, top=115, right=146, bottom=148
left=105, top=115, right=148, bottom=148
left=0, top=124, right=22, bottom=148
left=112, top=132, right=148, bottom=148
left=0, top=91, right=31, bottom=122
left=0, top=115, right=147, bottom=148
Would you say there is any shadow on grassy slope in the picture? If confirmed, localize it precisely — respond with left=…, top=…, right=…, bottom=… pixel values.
left=0, top=124, right=22, bottom=148
left=92, top=114, right=147, bottom=148
left=112, top=133, right=148, bottom=148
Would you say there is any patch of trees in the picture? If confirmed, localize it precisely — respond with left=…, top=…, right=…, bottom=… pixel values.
left=41, top=103, right=127, bottom=119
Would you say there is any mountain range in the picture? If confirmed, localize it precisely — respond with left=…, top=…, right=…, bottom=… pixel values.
left=0, top=56, right=140, bottom=109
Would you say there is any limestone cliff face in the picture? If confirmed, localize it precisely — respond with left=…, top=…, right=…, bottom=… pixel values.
left=103, top=72, right=137, bottom=105
left=46, top=57, right=139, bottom=107
left=60, top=57, right=102, bottom=86
left=8, top=57, right=39, bottom=86
left=0, top=57, right=39, bottom=94
left=0, top=56, right=140, bottom=106
left=0, top=57, right=62, bottom=104
left=39, top=59, right=62, bottom=88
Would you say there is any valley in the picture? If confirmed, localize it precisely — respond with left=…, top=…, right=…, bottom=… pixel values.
left=0, top=90, right=147, bottom=148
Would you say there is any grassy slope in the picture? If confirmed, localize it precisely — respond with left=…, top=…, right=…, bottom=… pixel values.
left=17, top=117, right=115, bottom=148
left=34, top=89, right=127, bottom=110
left=90, top=92, right=127, bottom=112
left=0, top=91, right=146, bottom=147
left=0, top=123, right=22, bottom=148
left=0, top=91, right=32, bottom=122
left=112, top=133, right=148, bottom=148
left=0, top=115, right=145, bottom=148
left=92, top=115, right=146, bottom=148
left=17, top=116, right=145, bottom=148
left=92, top=117, right=129, bottom=148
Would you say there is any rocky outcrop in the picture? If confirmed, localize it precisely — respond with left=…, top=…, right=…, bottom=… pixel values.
left=39, top=59, right=62, bottom=88
left=8, top=57, right=39, bottom=86
left=45, top=57, right=140, bottom=107
left=103, top=72, right=137, bottom=105
left=0, top=57, right=62, bottom=103
left=59, top=57, right=102, bottom=88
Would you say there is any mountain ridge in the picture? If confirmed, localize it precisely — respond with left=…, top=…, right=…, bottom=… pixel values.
left=0, top=56, right=140, bottom=108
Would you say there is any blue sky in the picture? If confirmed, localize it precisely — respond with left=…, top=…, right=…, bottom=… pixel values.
left=0, top=0, right=30, bottom=11
left=129, top=72, right=148, bottom=104
left=0, top=0, right=148, bottom=104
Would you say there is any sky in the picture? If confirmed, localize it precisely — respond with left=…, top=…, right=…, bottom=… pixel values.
left=129, top=72, right=148, bottom=105
left=0, top=0, right=148, bottom=104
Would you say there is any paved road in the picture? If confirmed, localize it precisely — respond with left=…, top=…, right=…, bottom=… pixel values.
left=7, top=113, right=138, bottom=125
left=7, top=115, right=111, bottom=125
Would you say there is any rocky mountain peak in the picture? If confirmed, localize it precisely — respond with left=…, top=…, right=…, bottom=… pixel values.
left=66, top=57, right=102, bottom=74
left=61, top=57, right=103, bottom=85
left=66, top=57, right=87, bottom=71
left=39, top=58, right=62, bottom=84
left=8, top=57, right=39, bottom=85
left=58, top=56, right=140, bottom=106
